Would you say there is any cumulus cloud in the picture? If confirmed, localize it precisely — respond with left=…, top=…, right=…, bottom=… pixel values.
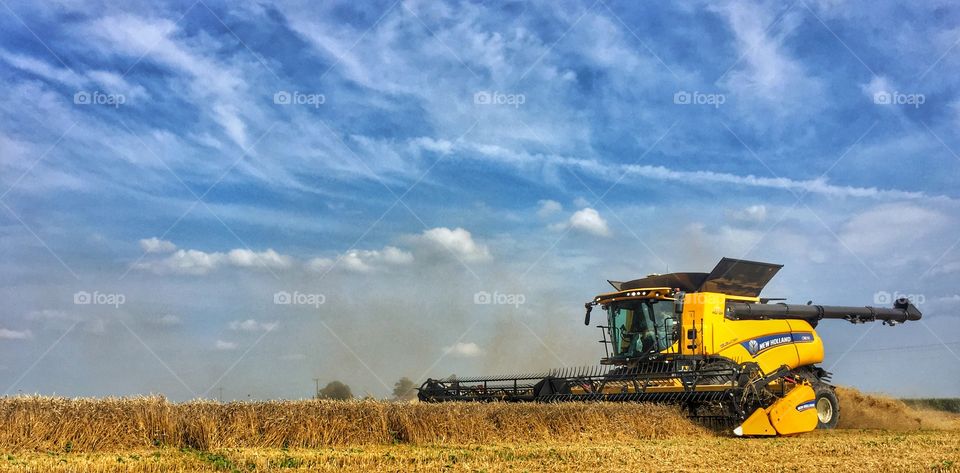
left=861, top=75, right=895, bottom=101
left=729, top=204, right=767, bottom=223
left=227, top=249, right=293, bottom=269
left=411, top=227, right=491, bottom=262
left=139, top=237, right=177, bottom=254
left=567, top=208, right=611, bottom=237
left=135, top=247, right=294, bottom=275
left=307, top=246, right=414, bottom=273
left=136, top=249, right=224, bottom=275
left=215, top=340, right=238, bottom=351
left=444, top=341, right=483, bottom=357
left=537, top=199, right=563, bottom=218
left=0, top=327, right=32, bottom=340
left=229, top=319, right=278, bottom=332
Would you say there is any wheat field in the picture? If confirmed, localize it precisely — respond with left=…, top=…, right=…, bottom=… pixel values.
left=0, top=388, right=957, bottom=472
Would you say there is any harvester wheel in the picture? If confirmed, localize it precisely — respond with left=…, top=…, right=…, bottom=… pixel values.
left=813, top=384, right=839, bottom=429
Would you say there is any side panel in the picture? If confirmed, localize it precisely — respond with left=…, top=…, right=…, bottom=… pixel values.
left=717, top=329, right=799, bottom=374
left=709, top=296, right=822, bottom=373
left=676, top=293, right=825, bottom=372
left=787, top=320, right=825, bottom=366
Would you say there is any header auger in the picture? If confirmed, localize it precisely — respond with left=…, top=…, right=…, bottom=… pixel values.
left=418, top=258, right=922, bottom=436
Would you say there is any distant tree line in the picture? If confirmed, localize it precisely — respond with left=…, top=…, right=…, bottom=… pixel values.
left=313, top=377, right=418, bottom=401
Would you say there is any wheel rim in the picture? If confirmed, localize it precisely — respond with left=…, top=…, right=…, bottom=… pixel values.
left=816, top=397, right=833, bottom=424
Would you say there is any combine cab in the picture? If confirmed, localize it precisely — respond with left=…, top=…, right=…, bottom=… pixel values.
left=418, top=258, right=922, bottom=436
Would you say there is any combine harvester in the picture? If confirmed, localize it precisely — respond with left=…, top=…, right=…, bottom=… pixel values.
left=419, top=258, right=922, bottom=436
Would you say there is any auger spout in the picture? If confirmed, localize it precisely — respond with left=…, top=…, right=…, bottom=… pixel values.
left=725, top=298, right=922, bottom=324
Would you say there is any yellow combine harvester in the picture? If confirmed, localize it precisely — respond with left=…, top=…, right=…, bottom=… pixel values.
left=419, top=258, right=922, bottom=436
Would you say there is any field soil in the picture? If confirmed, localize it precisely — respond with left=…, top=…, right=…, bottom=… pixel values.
left=0, top=387, right=957, bottom=472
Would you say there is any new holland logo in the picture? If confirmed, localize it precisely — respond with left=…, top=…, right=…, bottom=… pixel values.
left=796, top=400, right=816, bottom=412
left=740, top=332, right=814, bottom=357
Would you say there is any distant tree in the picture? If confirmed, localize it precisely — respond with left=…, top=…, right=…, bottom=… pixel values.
left=317, top=381, right=353, bottom=400
left=392, top=377, right=416, bottom=401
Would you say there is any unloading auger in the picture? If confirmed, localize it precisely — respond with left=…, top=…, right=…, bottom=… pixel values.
left=418, top=258, right=922, bottom=436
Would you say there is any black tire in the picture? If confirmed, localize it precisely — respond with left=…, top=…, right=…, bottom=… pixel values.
left=814, top=384, right=840, bottom=429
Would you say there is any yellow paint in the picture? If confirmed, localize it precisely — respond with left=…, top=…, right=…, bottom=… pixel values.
left=767, top=384, right=818, bottom=435
left=736, top=408, right=777, bottom=436
left=594, top=287, right=827, bottom=436
left=596, top=288, right=825, bottom=374
left=736, top=384, right=818, bottom=436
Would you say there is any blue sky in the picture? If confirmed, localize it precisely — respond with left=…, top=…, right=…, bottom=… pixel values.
left=0, top=0, right=958, bottom=399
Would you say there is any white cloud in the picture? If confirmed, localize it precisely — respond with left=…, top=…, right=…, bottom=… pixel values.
left=136, top=249, right=224, bottom=275
left=537, top=199, right=563, bottom=218
left=229, top=319, right=278, bottom=332
left=134, top=244, right=295, bottom=275
left=215, top=340, right=238, bottom=351
left=861, top=75, right=894, bottom=100
left=840, top=203, right=948, bottom=256
left=729, top=204, right=768, bottom=223
left=87, top=15, right=251, bottom=149
left=458, top=141, right=929, bottom=201
left=0, top=50, right=83, bottom=87
left=444, top=341, right=483, bottom=357
left=0, top=49, right=148, bottom=99
left=139, top=237, right=177, bottom=254
left=712, top=1, right=824, bottom=117
left=307, top=246, right=414, bottom=273
left=227, top=249, right=293, bottom=269
left=412, top=227, right=491, bottom=262
left=573, top=197, right=591, bottom=208
left=0, top=327, right=32, bottom=340
left=568, top=208, right=611, bottom=237
left=410, top=137, right=454, bottom=155
left=621, top=164, right=926, bottom=200
left=306, top=257, right=335, bottom=272
left=341, top=247, right=414, bottom=272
